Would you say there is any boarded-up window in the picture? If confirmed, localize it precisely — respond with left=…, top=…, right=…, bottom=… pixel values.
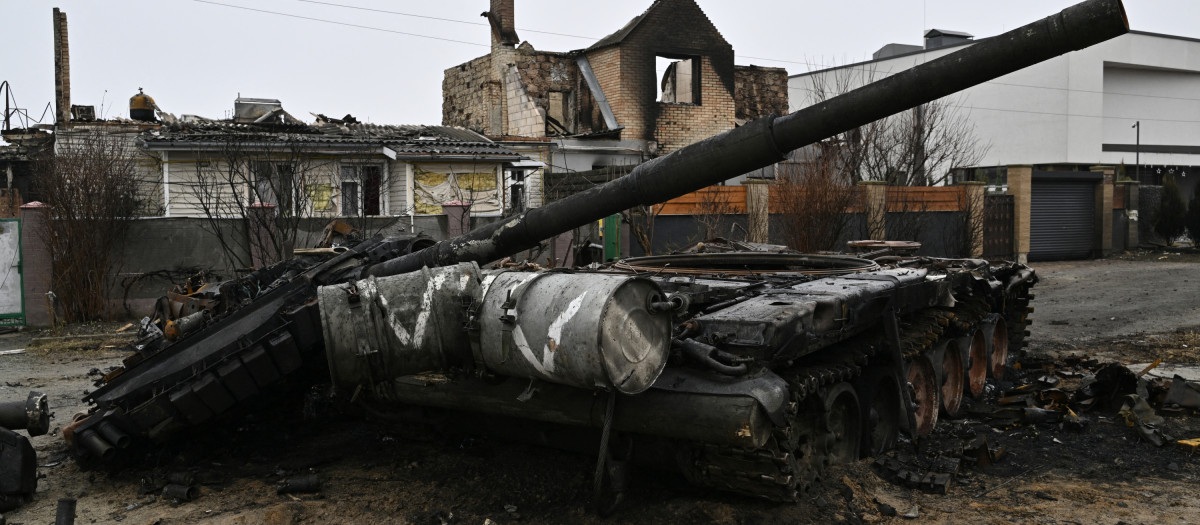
left=308, top=184, right=333, bottom=211
left=413, top=167, right=500, bottom=215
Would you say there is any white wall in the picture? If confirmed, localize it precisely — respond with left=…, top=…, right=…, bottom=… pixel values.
left=789, top=32, right=1200, bottom=170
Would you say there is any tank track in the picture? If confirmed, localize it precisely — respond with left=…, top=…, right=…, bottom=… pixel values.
left=682, top=296, right=1007, bottom=502
left=1005, top=287, right=1035, bottom=352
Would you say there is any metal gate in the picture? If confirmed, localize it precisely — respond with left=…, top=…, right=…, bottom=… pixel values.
left=983, top=194, right=1014, bottom=260
left=0, top=219, right=23, bottom=327
left=1030, top=172, right=1098, bottom=261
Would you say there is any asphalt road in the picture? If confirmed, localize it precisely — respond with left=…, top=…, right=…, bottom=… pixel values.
left=1025, top=255, right=1200, bottom=346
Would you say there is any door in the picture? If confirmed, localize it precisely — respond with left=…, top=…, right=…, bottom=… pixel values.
left=0, top=219, right=23, bottom=326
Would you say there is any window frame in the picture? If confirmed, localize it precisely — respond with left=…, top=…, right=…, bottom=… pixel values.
left=655, top=54, right=701, bottom=106
left=339, top=162, right=385, bottom=217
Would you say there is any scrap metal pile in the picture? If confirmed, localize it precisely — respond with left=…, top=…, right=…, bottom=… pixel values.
left=871, top=353, right=1200, bottom=496
left=3, top=0, right=1134, bottom=513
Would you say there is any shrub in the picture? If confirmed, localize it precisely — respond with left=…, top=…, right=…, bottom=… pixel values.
left=1154, top=176, right=1187, bottom=245
left=1185, top=178, right=1200, bottom=247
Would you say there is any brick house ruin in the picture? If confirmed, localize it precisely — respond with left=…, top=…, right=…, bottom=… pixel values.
left=442, top=0, right=789, bottom=213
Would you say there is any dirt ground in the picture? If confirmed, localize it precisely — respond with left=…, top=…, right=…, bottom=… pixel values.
left=3, top=252, right=1200, bottom=524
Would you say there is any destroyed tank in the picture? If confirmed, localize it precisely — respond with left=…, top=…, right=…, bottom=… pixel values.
left=64, top=0, right=1127, bottom=504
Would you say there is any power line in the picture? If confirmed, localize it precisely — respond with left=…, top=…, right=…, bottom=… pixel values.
left=231, top=0, right=852, bottom=69
left=293, top=0, right=600, bottom=40
left=192, top=0, right=487, bottom=47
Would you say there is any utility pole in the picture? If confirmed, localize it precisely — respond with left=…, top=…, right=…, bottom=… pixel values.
left=1132, top=121, right=1140, bottom=183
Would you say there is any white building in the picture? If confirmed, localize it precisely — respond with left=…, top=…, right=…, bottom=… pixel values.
left=789, top=30, right=1200, bottom=188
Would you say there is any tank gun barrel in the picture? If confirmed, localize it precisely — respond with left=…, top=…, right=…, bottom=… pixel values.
left=361, top=0, right=1126, bottom=279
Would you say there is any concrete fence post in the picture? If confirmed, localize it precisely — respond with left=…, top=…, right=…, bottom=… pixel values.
left=742, top=179, right=770, bottom=243
left=957, top=181, right=986, bottom=258
left=441, top=201, right=471, bottom=239
left=19, top=202, right=52, bottom=327
left=859, top=181, right=888, bottom=240
left=246, top=202, right=280, bottom=269
left=1090, top=165, right=1115, bottom=258
left=1006, top=166, right=1032, bottom=264
left=551, top=231, right=576, bottom=268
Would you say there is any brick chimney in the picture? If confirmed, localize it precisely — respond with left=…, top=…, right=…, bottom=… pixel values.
left=52, top=8, right=70, bottom=125
left=486, top=0, right=519, bottom=46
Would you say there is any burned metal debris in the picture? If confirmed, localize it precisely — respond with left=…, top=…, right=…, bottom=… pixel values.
left=869, top=353, right=1200, bottom=497
left=0, top=392, right=49, bottom=437
left=0, top=392, right=48, bottom=512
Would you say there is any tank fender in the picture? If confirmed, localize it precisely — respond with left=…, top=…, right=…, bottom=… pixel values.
left=650, top=366, right=789, bottom=426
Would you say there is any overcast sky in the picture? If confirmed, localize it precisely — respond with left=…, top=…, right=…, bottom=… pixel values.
left=2, top=0, right=1195, bottom=128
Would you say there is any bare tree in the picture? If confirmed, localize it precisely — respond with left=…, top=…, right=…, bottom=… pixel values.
left=185, top=137, right=340, bottom=270
left=861, top=100, right=989, bottom=186
left=774, top=144, right=861, bottom=252
left=795, top=61, right=989, bottom=186
left=33, top=130, right=146, bottom=321
left=691, top=185, right=740, bottom=240
left=941, top=184, right=986, bottom=257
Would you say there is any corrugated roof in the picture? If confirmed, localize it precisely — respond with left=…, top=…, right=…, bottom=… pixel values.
left=140, top=117, right=520, bottom=158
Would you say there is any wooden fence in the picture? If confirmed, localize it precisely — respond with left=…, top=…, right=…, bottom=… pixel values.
left=654, top=184, right=968, bottom=215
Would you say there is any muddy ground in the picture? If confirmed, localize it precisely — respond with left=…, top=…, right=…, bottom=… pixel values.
left=3, top=253, right=1200, bottom=524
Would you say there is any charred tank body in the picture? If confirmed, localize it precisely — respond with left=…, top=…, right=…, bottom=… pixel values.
left=65, top=0, right=1122, bottom=503
left=316, top=251, right=1035, bottom=500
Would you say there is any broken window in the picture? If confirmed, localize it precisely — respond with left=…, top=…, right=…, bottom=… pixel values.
left=339, top=164, right=382, bottom=216
left=252, top=162, right=298, bottom=215
left=507, top=168, right=527, bottom=212
left=546, top=91, right=570, bottom=134
left=656, top=56, right=697, bottom=104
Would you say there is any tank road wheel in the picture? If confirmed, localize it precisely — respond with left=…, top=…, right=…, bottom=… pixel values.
left=989, top=316, right=1010, bottom=380
left=905, top=356, right=939, bottom=436
left=855, top=368, right=902, bottom=458
left=939, top=340, right=965, bottom=417
left=821, top=382, right=862, bottom=465
left=965, top=329, right=988, bottom=397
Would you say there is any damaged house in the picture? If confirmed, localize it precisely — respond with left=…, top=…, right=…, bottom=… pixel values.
left=442, top=0, right=788, bottom=258
left=139, top=98, right=523, bottom=222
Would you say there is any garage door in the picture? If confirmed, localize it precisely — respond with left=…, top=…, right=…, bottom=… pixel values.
left=1029, top=174, right=1096, bottom=261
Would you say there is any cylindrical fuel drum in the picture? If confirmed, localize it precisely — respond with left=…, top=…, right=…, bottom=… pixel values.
left=318, top=263, right=483, bottom=390
left=477, top=271, right=671, bottom=394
